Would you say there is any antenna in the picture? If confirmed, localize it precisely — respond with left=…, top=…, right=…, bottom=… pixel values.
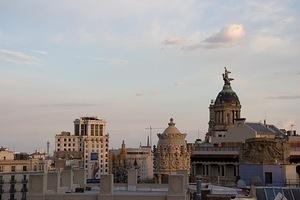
left=145, top=126, right=163, bottom=148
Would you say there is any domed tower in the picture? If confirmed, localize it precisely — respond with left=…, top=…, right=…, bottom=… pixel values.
left=153, top=118, right=190, bottom=183
left=207, top=68, right=241, bottom=141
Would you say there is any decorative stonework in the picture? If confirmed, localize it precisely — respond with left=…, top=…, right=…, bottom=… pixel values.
left=154, top=118, right=190, bottom=181
left=240, top=138, right=284, bottom=164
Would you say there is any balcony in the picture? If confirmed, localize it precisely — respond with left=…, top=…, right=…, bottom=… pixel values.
left=21, top=187, right=28, bottom=193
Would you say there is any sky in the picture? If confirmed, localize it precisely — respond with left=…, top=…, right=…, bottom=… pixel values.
left=0, top=0, right=300, bottom=153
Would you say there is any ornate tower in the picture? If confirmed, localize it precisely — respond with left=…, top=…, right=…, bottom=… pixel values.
left=153, top=118, right=190, bottom=183
left=207, top=68, right=241, bottom=141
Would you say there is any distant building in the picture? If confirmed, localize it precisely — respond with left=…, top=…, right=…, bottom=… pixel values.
left=109, top=141, right=153, bottom=183
left=191, top=68, right=300, bottom=187
left=211, top=118, right=286, bottom=144
left=0, top=147, right=45, bottom=200
left=153, top=118, right=190, bottom=183
left=54, top=116, right=109, bottom=181
left=207, top=67, right=242, bottom=142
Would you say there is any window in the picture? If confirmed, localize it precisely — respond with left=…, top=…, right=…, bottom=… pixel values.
left=23, top=166, right=27, bottom=171
left=95, top=124, right=99, bottom=136
left=0, top=166, right=3, bottom=172
left=265, top=172, right=272, bottom=185
left=91, top=124, right=95, bottom=136
left=100, top=125, right=103, bottom=136
left=11, top=166, right=15, bottom=172
left=58, top=138, right=60, bottom=141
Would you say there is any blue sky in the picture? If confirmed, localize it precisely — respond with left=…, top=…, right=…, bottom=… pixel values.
left=0, top=0, right=300, bottom=152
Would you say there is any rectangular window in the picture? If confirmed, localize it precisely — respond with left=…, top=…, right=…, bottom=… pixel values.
left=23, top=166, right=27, bottom=171
left=91, top=124, right=95, bottom=136
left=265, top=172, right=272, bottom=185
left=100, top=125, right=103, bottom=136
left=11, top=166, right=15, bottom=172
left=95, top=124, right=99, bottom=136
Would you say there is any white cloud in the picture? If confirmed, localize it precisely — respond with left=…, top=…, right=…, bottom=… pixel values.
left=163, top=36, right=185, bottom=45
left=0, top=49, right=40, bottom=65
left=30, top=49, right=48, bottom=55
left=186, top=24, right=246, bottom=50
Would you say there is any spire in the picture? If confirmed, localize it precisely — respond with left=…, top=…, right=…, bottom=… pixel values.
left=121, top=140, right=125, bottom=149
left=147, top=135, right=150, bottom=147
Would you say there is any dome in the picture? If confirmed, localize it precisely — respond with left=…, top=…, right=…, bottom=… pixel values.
left=162, top=118, right=182, bottom=135
left=215, top=84, right=240, bottom=105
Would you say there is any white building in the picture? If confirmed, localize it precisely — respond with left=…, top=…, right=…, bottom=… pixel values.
left=55, top=117, right=109, bottom=181
left=0, top=147, right=46, bottom=200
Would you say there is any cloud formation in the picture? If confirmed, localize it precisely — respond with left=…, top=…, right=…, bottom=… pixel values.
left=163, top=36, right=185, bottom=45
left=186, top=24, right=246, bottom=50
left=0, top=49, right=40, bottom=65
left=266, top=95, right=300, bottom=100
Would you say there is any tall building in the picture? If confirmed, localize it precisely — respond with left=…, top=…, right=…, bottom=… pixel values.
left=109, top=141, right=153, bottom=183
left=153, top=118, right=190, bottom=183
left=54, top=117, right=109, bottom=181
left=207, top=67, right=241, bottom=142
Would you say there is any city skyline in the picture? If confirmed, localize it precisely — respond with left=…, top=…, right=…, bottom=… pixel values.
left=0, top=1, right=300, bottom=152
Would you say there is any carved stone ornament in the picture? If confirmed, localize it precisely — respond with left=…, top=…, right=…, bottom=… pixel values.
left=241, top=138, right=284, bottom=164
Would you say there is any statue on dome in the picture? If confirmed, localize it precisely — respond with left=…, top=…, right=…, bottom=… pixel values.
left=222, top=67, right=234, bottom=85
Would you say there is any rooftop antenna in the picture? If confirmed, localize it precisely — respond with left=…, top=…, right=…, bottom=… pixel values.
left=145, top=126, right=163, bottom=149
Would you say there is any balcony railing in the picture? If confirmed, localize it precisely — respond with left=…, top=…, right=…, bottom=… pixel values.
left=9, top=179, right=16, bottom=184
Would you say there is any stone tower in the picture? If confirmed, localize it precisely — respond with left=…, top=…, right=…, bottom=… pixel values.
left=153, top=118, right=190, bottom=183
left=206, top=68, right=241, bottom=141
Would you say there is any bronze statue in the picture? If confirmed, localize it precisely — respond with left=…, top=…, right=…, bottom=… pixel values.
left=222, top=67, right=234, bottom=85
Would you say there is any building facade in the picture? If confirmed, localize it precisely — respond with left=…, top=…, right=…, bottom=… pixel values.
left=0, top=147, right=45, bottom=200
left=153, top=118, right=190, bottom=183
left=109, top=141, right=153, bottom=182
left=54, top=117, right=109, bottom=181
